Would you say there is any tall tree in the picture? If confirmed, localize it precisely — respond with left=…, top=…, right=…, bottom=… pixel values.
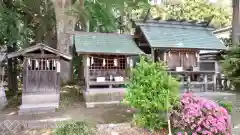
left=0, top=0, right=31, bottom=94
left=232, top=0, right=240, bottom=44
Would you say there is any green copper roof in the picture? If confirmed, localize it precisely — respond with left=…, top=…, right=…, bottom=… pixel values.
left=137, top=21, right=226, bottom=50
left=74, top=32, right=144, bottom=55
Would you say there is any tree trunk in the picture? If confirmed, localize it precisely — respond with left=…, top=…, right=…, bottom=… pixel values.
left=7, top=45, right=18, bottom=96
left=4, top=0, right=18, bottom=95
left=232, top=0, right=240, bottom=45
left=54, top=0, right=77, bottom=83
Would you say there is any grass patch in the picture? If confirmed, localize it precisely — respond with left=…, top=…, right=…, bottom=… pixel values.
left=54, top=120, right=96, bottom=135
left=59, top=85, right=84, bottom=109
left=4, top=90, right=21, bottom=110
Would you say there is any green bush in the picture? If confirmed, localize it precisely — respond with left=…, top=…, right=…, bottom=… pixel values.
left=54, top=121, right=95, bottom=135
left=222, top=45, right=240, bottom=90
left=217, top=100, right=233, bottom=114
left=123, top=56, right=180, bottom=131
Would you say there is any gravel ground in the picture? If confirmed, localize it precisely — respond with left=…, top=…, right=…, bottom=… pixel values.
left=97, top=123, right=142, bottom=135
left=96, top=123, right=165, bottom=135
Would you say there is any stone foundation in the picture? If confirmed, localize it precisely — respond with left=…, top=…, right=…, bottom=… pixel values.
left=0, top=90, right=7, bottom=110
left=84, top=88, right=125, bottom=108
left=19, top=93, right=59, bottom=115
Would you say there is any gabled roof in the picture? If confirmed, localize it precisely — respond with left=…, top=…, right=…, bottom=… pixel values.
left=8, top=43, right=72, bottom=60
left=0, top=53, right=6, bottom=63
left=135, top=20, right=226, bottom=50
left=74, top=32, right=144, bottom=55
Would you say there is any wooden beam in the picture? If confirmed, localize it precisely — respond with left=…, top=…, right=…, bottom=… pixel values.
left=151, top=48, right=155, bottom=61
left=23, top=53, right=58, bottom=58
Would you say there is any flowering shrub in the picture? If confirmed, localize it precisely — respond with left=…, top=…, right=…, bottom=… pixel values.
left=123, top=56, right=180, bottom=131
left=170, top=93, right=232, bottom=135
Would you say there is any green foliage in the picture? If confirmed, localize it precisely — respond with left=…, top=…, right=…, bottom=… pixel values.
left=70, top=0, right=150, bottom=33
left=217, top=100, right=233, bottom=114
left=154, top=0, right=231, bottom=28
left=54, top=121, right=95, bottom=135
left=221, top=45, right=240, bottom=89
left=123, top=56, right=180, bottom=131
left=0, top=6, right=31, bottom=47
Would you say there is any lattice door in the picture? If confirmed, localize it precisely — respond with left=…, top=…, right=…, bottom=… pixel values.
left=24, top=57, right=60, bottom=94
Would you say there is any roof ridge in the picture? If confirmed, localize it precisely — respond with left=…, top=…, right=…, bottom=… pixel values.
left=74, top=31, right=133, bottom=37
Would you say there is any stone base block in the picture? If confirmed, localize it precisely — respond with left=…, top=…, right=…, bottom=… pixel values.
left=22, top=93, right=59, bottom=105
left=84, top=88, right=125, bottom=108
left=0, top=90, right=7, bottom=110
left=18, top=103, right=58, bottom=115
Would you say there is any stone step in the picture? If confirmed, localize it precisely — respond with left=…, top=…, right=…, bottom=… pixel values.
left=18, top=103, right=58, bottom=115
left=0, top=90, right=7, bottom=110
left=22, top=94, right=59, bottom=105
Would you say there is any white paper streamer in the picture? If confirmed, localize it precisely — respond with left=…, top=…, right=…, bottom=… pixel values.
left=35, top=60, right=39, bottom=68
left=168, top=51, right=171, bottom=59
left=103, top=59, right=106, bottom=67
left=186, top=52, right=188, bottom=58
left=91, top=57, right=94, bottom=64
left=53, top=60, right=56, bottom=67
left=56, top=61, right=61, bottom=72
left=46, top=60, right=49, bottom=68
left=87, top=57, right=90, bottom=66
left=28, top=58, right=31, bottom=66
left=127, top=57, right=130, bottom=64
left=195, top=52, right=199, bottom=58
left=130, top=59, right=133, bottom=67
left=114, top=59, right=118, bottom=66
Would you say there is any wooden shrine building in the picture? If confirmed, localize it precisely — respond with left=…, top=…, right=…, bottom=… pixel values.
left=133, top=20, right=226, bottom=92
left=8, top=43, right=72, bottom=114
left=0, top=53, right=7, bottom=109
left=74, top=32, right=144, bottom=107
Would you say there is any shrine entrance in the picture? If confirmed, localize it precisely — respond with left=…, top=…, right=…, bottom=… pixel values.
left=7, top=43, right=72, bottom=115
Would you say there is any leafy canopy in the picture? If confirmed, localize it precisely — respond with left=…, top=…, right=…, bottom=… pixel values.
left=152, top=0, right=231, bottom=28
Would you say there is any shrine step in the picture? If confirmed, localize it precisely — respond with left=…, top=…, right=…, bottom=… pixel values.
left=18, top=103, right=58, bottom=115
left=22, top=93, right=59, bottom=105
left=84, top=88, right=125, bottom=108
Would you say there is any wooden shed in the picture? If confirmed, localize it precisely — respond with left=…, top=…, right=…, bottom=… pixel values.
left=74, top=32, right=144, bottom=107
left=133, top=20, right=227, bottom=92
left=8, top=43, right=72, bottom=114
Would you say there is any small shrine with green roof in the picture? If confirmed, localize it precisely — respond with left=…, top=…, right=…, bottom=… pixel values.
left=73, top=32, right=144, bottom=107
left=133, top=20, right=227, bottom=92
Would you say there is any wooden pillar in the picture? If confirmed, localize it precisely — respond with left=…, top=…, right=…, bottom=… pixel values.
left=187, top=73, right=191, bottom=92
left=83, top=55, right=89, bottom=91
left=126, top=56, right=130, bottom=79
left=196, top=52, right=200, bottom=67
left=56, top=56, right=61, bottom=94
left=204, top=74, right=208, bottom=91
left=213, top=74, right=217, bottom=91
left=151, top=48, right=155, bottom=62
left=163, top=52, right=167, bottom=62
left=23, top=57, right=27, bottom=94
left=213, top=61, right=219, bottom=91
